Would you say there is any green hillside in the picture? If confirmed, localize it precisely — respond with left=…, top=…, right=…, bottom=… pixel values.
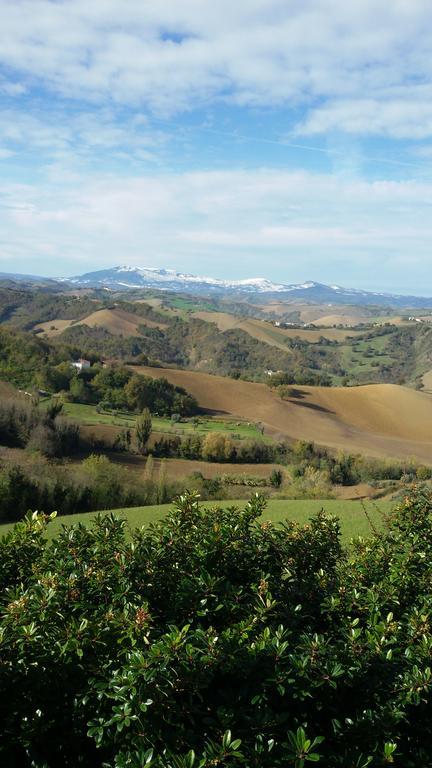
left=0, top=498, right=392, bottom=543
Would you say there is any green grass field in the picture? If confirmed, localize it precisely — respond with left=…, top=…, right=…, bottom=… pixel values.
left=0, top=498, right=394, bottom=543
left=46, top=401, right=267, bottom=440
left=339, top=334, right=398, bottom=379
left=167, top=297, right=217, bottom=313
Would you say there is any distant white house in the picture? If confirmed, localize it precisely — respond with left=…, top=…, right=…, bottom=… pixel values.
left=71, top=358, right=91, bottom=372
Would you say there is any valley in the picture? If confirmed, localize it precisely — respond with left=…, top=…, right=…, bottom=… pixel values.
left=1, top=275, right=432, bottom=530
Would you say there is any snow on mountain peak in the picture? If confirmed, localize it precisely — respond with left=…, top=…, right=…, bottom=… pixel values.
left=77, top=266, right=286, bottom=293
left=64, top=265, right=432, bottom=307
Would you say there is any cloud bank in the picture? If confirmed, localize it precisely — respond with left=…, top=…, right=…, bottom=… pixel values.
left=1, top=167, right=431, bottom=292
left=0, top=0, right=431, bottom=290
left=0, top=0, right=432, bottom=137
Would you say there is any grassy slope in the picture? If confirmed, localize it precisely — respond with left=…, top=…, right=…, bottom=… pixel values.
left=0, top=498, right=393, bottom=542
left=34, top=318, right=77, bottom=337
left=339, top=334, right=398, bottom=380
left=46, top=401, right=267, bottom=440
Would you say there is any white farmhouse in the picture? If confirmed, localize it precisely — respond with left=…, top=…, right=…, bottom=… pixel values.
left=71, top=358, right=91, bottom=372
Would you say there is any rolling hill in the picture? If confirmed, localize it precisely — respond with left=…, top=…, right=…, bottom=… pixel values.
left=132, top=365, right=432, bottom=464
left=78, top=307, right=166, bottom=334
left=35, top=307, right=166, bottom=338
left=192, top=311, right=360, bottom=344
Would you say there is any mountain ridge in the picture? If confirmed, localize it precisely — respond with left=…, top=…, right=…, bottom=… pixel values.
left=67, top=265, right=432, bottom=307
left=1, top=265, right=432, bottom=307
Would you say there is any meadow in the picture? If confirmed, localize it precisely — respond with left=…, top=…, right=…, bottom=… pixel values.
left=0, top=497, right=393, bottom=542
left=46, top=400, right=267, bottom=440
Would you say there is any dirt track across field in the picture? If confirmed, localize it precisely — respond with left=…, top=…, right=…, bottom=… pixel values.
left=132, top=366, right=432, bottom=464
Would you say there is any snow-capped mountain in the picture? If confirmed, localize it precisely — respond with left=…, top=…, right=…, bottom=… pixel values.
left=2, top=265, right=432, bottom=307
left=63, top=265, right=432, bottom=307
left=67, top=265, right=288, bottom=293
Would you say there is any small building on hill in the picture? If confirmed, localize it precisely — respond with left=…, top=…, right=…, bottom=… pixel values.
left=71, top=358, right=91, bottom=372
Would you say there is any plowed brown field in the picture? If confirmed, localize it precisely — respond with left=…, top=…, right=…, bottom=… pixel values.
left=132, top=366, right=432, bottom=464
left=79, top=308, right=165, bottom=334
left=35, top=307, right=166, bottom=338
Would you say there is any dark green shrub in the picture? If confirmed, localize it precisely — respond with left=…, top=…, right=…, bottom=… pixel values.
left=270, top=468, right=283, bottom=487
left=3, top=490, right=432, bottom=765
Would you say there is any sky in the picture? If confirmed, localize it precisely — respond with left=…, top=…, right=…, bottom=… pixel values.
left=0, top=1, right=432, bottom=293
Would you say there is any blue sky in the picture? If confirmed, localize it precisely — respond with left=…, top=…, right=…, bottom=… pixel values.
left=0, top=0, right=432, bottom=293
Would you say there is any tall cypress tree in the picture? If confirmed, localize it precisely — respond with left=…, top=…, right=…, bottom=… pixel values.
left=136, top=407, right=152, bottom=454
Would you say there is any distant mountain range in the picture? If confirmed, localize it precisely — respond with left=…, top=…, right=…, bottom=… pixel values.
left=2, top=265, right=432, bottom=307
left=0, top=271, right=59, bottom=286
left=67, top=266, right=432, bottom=307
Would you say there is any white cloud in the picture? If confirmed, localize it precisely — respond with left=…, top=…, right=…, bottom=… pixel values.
left=0, top=108, right=166, bottom=160
left=297, top=97, right=432, bottom=139
left=0, top=1, right=432, bottom=136
left=1, top=167, right=432, bottom=291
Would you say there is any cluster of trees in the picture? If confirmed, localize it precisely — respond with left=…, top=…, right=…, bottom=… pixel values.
left=0, top=455, right=181, bottom=523
left=221, top=469, right=283, bottom=488
left=0, top=398, right=80, bottom=457
left=268, top=371, right=332, bottom=388
left=289, top=440, right=432, bottom=485
left=152, top=432, right=284, bottom=464
left=3, top=490, right=432, bottom=765
left=49, top=366, right=199, bottom=418
left=54, top=324, right=156, bottom=365
left=150, top=432, right=430, bottom=487
left=1, top=287, right=100, bottom=331
left=0, top=326, right=52, bottom=388
left=121, top=374, right=198, bottom=416
left=188, top=468, right=283, bottom=499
